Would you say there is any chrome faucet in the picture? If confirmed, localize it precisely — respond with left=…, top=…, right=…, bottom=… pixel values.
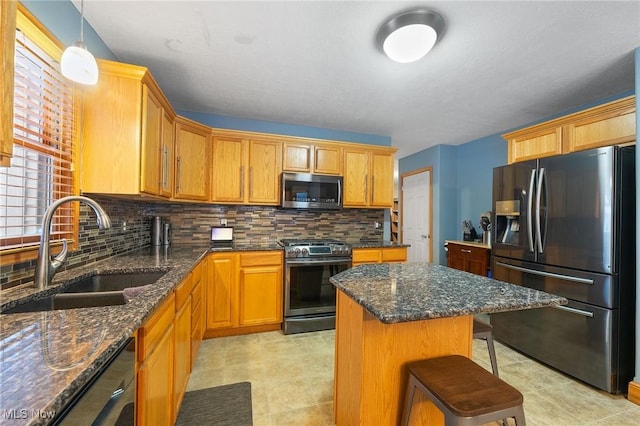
left=34, top=196, right=112, bottom=290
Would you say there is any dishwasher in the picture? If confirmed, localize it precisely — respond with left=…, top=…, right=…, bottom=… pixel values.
left=52, top=337, right=136, bottom=426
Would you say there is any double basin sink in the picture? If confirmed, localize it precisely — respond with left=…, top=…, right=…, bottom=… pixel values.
left=2, top=271, right=166, bottom=314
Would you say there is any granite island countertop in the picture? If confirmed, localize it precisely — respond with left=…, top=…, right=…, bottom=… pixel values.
left=330, top=262, right=566, bottom=324
left=0, top=241, right=281, bottom=426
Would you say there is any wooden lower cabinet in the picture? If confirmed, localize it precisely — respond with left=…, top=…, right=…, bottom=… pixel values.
left=137, top=293, right=175, bottom=426
left=352, top=247, right=408, bottom=266
left=446, top=242, right=490, bottom=277
left=205, top=251, right=283, bottom=337
left=137, top=260, right=206, bottom=425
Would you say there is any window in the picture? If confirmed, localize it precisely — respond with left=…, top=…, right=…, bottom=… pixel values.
left=0, top=6, right=77, bottom=264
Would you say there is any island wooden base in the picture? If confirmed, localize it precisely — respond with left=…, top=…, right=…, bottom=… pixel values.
left=334, top=290, right=473, bottom=425
left=629, top=380, right=640, bottom=405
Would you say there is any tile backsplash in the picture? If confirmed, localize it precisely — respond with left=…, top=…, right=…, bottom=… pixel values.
left=1, top=195, right=384, bottom=289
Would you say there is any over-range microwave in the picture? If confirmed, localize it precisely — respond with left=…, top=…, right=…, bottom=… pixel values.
left=281, top=172, right=343, bottom=210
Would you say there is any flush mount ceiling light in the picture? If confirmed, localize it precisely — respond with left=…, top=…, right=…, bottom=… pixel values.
left=60, top=0, right=98, bottom=85
left=376, top=8, right=445, bottom=64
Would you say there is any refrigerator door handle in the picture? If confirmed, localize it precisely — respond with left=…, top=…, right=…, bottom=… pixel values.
left=551, top=304, right=595, bottom=318
left=527, top=169, right=536, bottom=253
left=535, top=167, right=545, bottom=253
left=495, top=261, right=594, bottom=285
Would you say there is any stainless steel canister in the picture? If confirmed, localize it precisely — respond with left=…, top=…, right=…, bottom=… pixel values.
left=151, top=216, right=162, bottom=246
left=163, top=223, right=171, bottom=246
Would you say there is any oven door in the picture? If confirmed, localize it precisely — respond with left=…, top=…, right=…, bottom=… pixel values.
left=284, top=257, right=351, bottom=317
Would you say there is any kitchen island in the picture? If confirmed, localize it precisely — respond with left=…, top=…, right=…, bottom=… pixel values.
left=330, top=262, right=566, bottom=426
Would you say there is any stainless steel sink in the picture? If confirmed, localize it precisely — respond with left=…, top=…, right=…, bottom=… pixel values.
left=61, top=271, right=166, bottom=293
left=2, top=291, right=126, bottom=314
left=1, top=271, right=166, bottom=314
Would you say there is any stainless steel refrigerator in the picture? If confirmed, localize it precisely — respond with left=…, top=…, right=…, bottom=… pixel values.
left=490, top=145, right=635, bottom=394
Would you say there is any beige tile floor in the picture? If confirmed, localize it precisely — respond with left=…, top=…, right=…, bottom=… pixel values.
left=186, top=328, right=640, bottom=425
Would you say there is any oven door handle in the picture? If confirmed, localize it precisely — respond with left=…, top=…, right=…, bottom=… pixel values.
left=285, top=258, right=352, bottom=266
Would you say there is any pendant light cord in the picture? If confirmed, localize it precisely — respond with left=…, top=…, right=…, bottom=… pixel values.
left=79, top=0, right=85, bottom=44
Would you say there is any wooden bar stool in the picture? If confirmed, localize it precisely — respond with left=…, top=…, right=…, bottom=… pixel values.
left=401, top=355, right=525, bottom=426
left=473, top=319, right=499, bottom=377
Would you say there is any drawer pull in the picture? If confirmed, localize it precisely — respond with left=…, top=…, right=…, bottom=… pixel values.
left=461, top=249, right=472, bottom=253
left=552, top=304, right=594, bottom=318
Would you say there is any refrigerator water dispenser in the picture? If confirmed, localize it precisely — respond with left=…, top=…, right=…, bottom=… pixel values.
left=495, top=200, right=521, bottom=245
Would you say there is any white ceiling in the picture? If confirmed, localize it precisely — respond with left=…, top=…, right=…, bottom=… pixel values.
left=76, top=1, right=639, bottom=159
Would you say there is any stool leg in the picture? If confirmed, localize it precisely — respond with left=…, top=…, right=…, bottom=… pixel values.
left=513, top=406, right=526, bottom=425
left=486, top=333, right=499, bottom=377
left=401, top=376, right=418, bottom=426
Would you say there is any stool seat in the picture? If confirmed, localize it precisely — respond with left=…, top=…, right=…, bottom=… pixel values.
left=402, top=355, right=525, bottom=425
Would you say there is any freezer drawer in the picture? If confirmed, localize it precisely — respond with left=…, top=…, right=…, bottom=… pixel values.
left=492, top=256, right=616, bottom=308
left=491, top=300, right=623, bottom=393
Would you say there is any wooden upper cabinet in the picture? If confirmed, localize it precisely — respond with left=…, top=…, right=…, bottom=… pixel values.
left=343, top=148, right=395, bottom=208
left=282, top=141, right=342, bottom=175
left=210, top=133, right=281, bottom=205
left=283, top=142, right=312, bottom=172
left=159, top=110, right=175, bottom=198
left=174, top=117, right=210, bottom=201
left=0, top=0, right=16, bottom=166
left=140, top=86, right=163, bottom=195
left=506, top=126, right=563, bottom=164
left=211, top=136, right=245, bottom=202
left=343, top=149, right=370, bottom=207
left=248, top=139, right=282, bottom=204
left=504, top=96, right=636, bottom=164
left=81, top=59, right=176, bottom=198
left=370, top=151, right=394, bottom=207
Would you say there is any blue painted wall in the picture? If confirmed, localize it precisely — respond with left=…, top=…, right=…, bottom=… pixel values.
left=21, top=0, right=116, bottom=60
left=179, top=111, right=391, bottom=146
left=400, top=90, right=634, bottom=266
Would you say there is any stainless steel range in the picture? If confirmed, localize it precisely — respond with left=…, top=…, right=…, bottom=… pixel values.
left=279, top=238, right=352, bottom=334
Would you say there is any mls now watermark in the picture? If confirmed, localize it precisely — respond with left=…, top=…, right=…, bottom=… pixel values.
left=2, top=409, right=56, bottom=420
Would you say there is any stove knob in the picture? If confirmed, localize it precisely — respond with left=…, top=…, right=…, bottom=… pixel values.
left=294, top=248, right=301, bottom=256
left=302, top=248, right=309, bottom=256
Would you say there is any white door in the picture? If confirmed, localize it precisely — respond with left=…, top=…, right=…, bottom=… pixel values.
left=402, top=170, right=431, bottom=262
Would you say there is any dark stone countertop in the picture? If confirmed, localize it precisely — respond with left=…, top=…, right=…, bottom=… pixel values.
left=350, top=241, right=410, bottom=249
left=0, top=242, right=281, bottom=426
left=330, top=262, right=567, bottom=324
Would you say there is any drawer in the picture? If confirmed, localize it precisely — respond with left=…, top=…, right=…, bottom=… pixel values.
left=240, top=251, right=282, bottom=267
left=352, top=249, right=381, bottom=263
left=175, top=275, right=193, bottom=310
left=191, top=280, right=202, bottom=308
left=381, top=247, right=407, bottom=262
left=138, top=292, right=175, bottom=361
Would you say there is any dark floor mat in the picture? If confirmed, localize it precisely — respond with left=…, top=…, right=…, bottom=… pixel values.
left=175, top=382, right=253, bottom=426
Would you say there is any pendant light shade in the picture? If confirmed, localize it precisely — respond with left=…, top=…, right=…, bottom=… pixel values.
left=61, top=0, right=98, bottom=85
left=376, top=9, right=445, bottom=63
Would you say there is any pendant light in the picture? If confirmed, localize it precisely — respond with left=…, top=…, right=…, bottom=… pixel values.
left=60, top=0, right=98, bottom=85
left=376, top=9, right=445, bottom=64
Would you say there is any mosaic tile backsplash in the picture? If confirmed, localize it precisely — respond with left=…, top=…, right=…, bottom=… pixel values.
left=1, top=195, right=384, bottom=289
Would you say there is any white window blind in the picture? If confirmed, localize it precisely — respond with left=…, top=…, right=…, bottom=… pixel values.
left=0, top=24, right=75, bottom=251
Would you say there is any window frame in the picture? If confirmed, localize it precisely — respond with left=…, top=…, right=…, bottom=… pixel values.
left=0, top=4, right=80, bottom=266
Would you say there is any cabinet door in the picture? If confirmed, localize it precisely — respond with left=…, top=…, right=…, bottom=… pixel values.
left=283, top=142, right=311, bottom=172
left=381, top=247, right=407, bottom=262
left=447, top=250, right=465, bottom=271
left=174, top=120, right=210, bottom=200
left=343, top=149, right=370, bottom=207
left=370, top=152, right=394, bottom=207
left=206, top=254, right=238, bottom=330
left=159, top=111, right=174, bottom=198
left=248, top=139, right=282, bottom=204
left=314, top=144, right=342, bottom=175
left=173, top=297, right=191, bottom=420
left=138, top=323, right=174, bottom=426
left=140, top=85, right=163, bottom=196
left=239, top=265, right=282, bottom=326
left=567, top=101, right=636, bottom=153
left=211, top=136, right=245, bottom=202
left=0, top=0, right=16, bottom=166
